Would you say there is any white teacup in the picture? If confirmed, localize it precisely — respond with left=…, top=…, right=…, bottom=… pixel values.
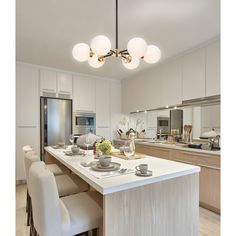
left=99, top=155, right=112, bottom=167
left=135, top=164, right=148, bottom=174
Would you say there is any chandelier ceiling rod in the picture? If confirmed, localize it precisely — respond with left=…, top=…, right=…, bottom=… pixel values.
left=116, top=0, right=118, bottom=50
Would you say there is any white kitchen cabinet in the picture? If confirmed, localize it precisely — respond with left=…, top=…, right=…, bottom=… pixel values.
left=182, top=48, right=206, bottom=100
left=110, top=81, right=122, bottom=139
left=16, top=64, right=39, bottom=127
left=40, top=69, right=57, bottom=96
left=206, top=40, right=220, bottom=96
left=96, top=127, right=111, bottom=140
left=57, top=72, right=73, bottom=98
left=16, top=127, right=40, bottom=181
left=73, top=75, right=96, bottom=112
left=96, top=80, right=110, bottom=127
left=160, top=59, right=182, bottom=106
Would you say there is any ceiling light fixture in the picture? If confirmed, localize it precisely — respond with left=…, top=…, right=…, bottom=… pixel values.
left=72, top=0, right=161, bottom=69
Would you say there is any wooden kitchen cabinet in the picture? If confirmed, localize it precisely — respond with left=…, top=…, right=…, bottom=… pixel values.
left=135, top=143, right=220, bottom=214
left=182, top=48, right=206, bottom=100
left=135, top=144, right=172, bottom=160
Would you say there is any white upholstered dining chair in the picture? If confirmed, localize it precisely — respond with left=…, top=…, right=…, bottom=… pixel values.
left=24, top=152, right=89, bottom=235
left=22, top=145, right=64, bottom=176
left=29, top=161, right=102, bottom=236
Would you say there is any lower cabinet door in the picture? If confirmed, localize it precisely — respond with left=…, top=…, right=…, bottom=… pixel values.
left=199, top=166, right=220, bottom=213
left=16, top=127, right=40, bottom=181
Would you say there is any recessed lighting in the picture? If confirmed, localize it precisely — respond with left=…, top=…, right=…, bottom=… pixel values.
left=165, top=105, right=169, bottom=108
left=144, top=110, right=147, bottom=113
left=136, top=110, right=139, bottom=113
left=174, top=106, right=177, bottom=109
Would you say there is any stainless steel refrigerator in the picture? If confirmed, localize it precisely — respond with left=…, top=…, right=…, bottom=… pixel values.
left=40, top=97, right=72, bottom=160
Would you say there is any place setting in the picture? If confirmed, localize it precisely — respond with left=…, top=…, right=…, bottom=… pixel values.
left=135, top=164, right=152, bottom=177
left=80, top=155, right=134, bottom=179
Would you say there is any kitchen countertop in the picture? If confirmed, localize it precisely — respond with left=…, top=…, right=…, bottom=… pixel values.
left=45, top=146, right=200, bottom=195
left=134, top=140, right=221, bottom=156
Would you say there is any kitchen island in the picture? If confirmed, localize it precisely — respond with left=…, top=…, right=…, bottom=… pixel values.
left=45, top=146, right=200, bottom=236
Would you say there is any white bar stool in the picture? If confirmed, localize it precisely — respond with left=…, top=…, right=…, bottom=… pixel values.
left=29, top=161, right=102, bottom=236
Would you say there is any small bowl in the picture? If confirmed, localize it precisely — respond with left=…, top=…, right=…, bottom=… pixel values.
left=58, top=142, right=65, bottom=147
left=99, top=156, right=112, bottom=167
left=71, top=146, right=80, bottom=154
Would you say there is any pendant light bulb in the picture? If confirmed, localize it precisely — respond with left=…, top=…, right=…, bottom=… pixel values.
left=127, top=37, right=147, bottom=58
left=72, top=43, right=90, bottom=62
left=91, top=35, right=111, bottom=56
left=88, top=54, right=105, bottom=68
left=144, top=45, right=161, bottom=64
left=122, top=57, right=140, bottom=70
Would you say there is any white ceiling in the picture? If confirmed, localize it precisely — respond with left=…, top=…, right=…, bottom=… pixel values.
left=16, top=0, right=220, bottom=80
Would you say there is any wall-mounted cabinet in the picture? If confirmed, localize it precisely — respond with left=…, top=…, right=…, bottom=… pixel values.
left=16, top=64, right=39, bottom=127
left=122, top=39, right=220, bottom=113
left=40, top=69, right=73, bottom=98
left=57, top=72, right=73, bottom=98
left=206, top=40, right=220, bottom=96
left=182, top=48, right=206, bottom=100
left=73, top=75, right=95, bottom=112
left=96, top=80, right=110, bottom=128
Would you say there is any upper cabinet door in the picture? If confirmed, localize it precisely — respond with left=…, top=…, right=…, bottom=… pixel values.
left=40, top=69, right=57, bottom=95
left=57, top=72, right=73, bottom=97
left=73, top=75, right=95, bottom=112
left=160, top=59, right=182, bottom=107
left=206, top=40, right=220, bottom=96
left=16, top=64, right=39, bottom=127
left=96, top=80, right=110, bottom=127
left=182, top=48, right=206, bottom=100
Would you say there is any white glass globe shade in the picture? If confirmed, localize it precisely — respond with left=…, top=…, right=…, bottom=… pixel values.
left=127, top=37, right=147, bottom=58
left=122, top=57, right=140, bottom=70
left=91, top=35, right=111, bottom=56
left=72, top=43, right=90, bottom=62
left=88, top=54, right=105, bottom=68
left=144, top=45, right=161, bottom=64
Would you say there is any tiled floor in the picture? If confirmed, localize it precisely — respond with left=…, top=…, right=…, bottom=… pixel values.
left=16, top=184, right=220, bottom=236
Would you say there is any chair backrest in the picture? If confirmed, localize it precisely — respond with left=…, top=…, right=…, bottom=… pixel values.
left=22, top=145, right=34, bottom=153
left=29, top=161, right=62, bottom=236
left=24, top=152, right=40, bottom=192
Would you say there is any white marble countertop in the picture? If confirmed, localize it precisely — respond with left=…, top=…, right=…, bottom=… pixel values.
left=45, top=146, right=200, bottom=195
left=134, top=141, right=220, bottom=156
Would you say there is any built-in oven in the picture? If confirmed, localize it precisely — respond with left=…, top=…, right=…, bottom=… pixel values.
left=73, top=112, right=96, bottom=136
left=157, top=117, right=170, bottom=135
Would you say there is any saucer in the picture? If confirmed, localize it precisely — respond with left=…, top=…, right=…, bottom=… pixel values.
left=135, top=170, right=152, bottom=177
left=97, top=163, right=114, bottom=169
left=91, top=162, right=121, bottom=172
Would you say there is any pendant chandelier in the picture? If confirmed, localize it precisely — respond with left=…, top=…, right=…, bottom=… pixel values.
left=72, top=0, right=161, bottom=69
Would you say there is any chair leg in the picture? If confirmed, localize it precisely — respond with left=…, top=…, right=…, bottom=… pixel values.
left=92, top=228, right=98, bottom=236
left=27, top=195, right=31, bottom=226
left=26, top=189, right=29, bottom=213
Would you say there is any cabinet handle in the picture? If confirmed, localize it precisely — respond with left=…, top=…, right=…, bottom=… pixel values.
left=59, top=90, right=70, bottom=94
left=173, top=159, right=196, bottom=165
left=174, top=159, right=220, bottom=170
left=197, top=164, right=220, bottom=170
left=179, top=151, right=218, bottom=158
left=17, top=126, right=37, bottom=128
left=42, top=88, right=55, bottom=92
